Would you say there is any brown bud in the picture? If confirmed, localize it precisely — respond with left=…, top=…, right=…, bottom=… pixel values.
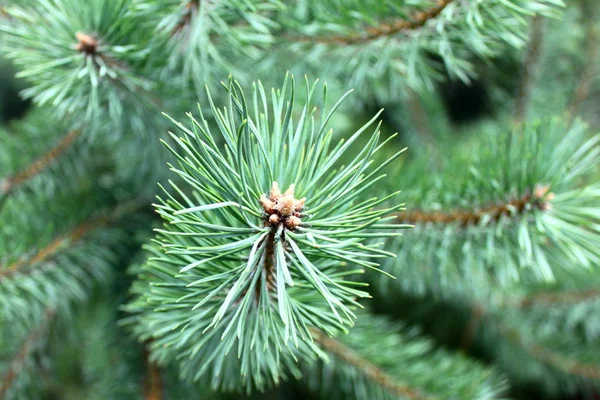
left=276, top=194, right=295, bottom=216
left=260, top=195, right=276, bottom=214
left=75, top=32, right=98, bottom=54
left=284, top=184, right=295, bottom=196
left=285, top=215, right=301, bottom=229
left=270, top=181, right=281, bottom=200
left=269, top=214, right=281, bottom=225
left=534, top=184, right=550, bottom=199
left=294, top=197, right=306, bottom=212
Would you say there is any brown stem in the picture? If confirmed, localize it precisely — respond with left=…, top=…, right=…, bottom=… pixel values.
left=514, top=16, right=544, bottom=124
left=396, top=186, right=552, bottom=227
left=172, top=0, right=199, bottom=37
left=256, top=227, right=277, bottom=301
left=143, top=348, right=163, bottom=400
left=462, top=304, right=600, bottom=380
left=311, top=328, right=435, bottom=400
left=460, top=303, right=485, bottom=352
left=518, top=287, right=600, bottom=308
left=567, top=11, right=599, bottom=119
left=0, top=130, right=80, bottom=197
left=498, top=322, right=600, bottom=380
left=0, top=309, right=56, bottom=397
left=0, top=216, right=106, bottom=279
left=406, top=89, right=436, bottom=148
left=288, top=0, right=454, bottom=45
left=0, top=199, right=146, bottom=279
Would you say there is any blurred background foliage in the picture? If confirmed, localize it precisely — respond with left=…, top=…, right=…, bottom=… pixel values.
left=1, top=0, right=600, bottom=399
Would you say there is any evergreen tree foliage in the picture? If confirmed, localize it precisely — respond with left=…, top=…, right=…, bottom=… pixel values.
left=1, top=0, right=599, bottom=399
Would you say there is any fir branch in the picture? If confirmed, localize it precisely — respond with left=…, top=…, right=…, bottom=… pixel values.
left=310, top=328, right=433, bottom=400
left=515, top=16, right=544, bottom=124
left=290, top=0, right=454, bottom=45
left=0, top=308, right=55, bottom=398
left=0, top=130, right=79, bottom=197
left=396, top=185, right=553, bottom=226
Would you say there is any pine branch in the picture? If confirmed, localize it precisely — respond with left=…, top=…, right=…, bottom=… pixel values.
left=518, top=288, right=600, bottom=308
left=406, top=89, right=437, bottom=149
left=459, top=301, right=600, bottom=382
left=305, top=310, right=506, bottom=399
left=0, top=130, right=79, bottom=197
left=0, top=199, right=142, bottom=280
left=290, top=0, right=453, bottom=45
left=0, top=0, right=157, bottom=125
left=143, top=348, right=163, bottom=400
left=0, top=216, right=103, bottom=279
left=127, top=76, right=406, bottom=391
left=310, top=328, right=432, bottom=400
left=460, top=304, right=485, bottom=352
left=376, top=120, right=600, bottom=299
left=567, top=12, right=599, bottom=119
left=396, top=185, right=553, bottom=226
left=515, top=16, right=544, bottom=124
left=171, top=0, right=198, bottom=37
left=0, top=308, right=55, bottom=398
left=498, top=322, right=600, bottom=380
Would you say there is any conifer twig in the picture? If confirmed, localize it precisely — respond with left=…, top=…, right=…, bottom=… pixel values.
left=406, top=89, right=437, bottom=149
left=498, top=322, right=600, bottom=380
left=462, top=304, right=600, bottom=380
left=289, top=0, right=454, bottom=45
left=171, top=0, right=198, bottom=36
left=311, top=328, right=434, bottom=400
left=566, top=18, right=599, bottom=120
left=0, top=308, right=55, bottom=397
left=143, top=348, right=163, bottom=400
left=518, top=288, right=600, bottom=308
left=396, top=186, right=553, bottom=226
left=0, top=199, right=146, bottom=279
left=460, top=303, right=485, bottom=352
left=514, top=16, right=544, bottom=124
left=0, top=130, right=80, bottom=197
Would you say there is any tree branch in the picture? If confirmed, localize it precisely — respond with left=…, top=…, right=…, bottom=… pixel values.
left=0, top=199, right=146, bottom=279
left=0, top=308, right=56, bottom=397
left=396, top=186, right=553, bottom=226
left=0, top=130, right=80, bottom=197
left=514, top=16, right=544, bottom=124
left=288, top=0, right=454, bottom=45
left=498, top=322, right=600, bottom=380
left=460, top=303, right=485, bottom=352
left=567, top=15, right=599, bottom=119
left=518, top=287, right=600, bottom=308
left=462, top=303, right=600, bottom=380
left=143, top=348, right=163, bottom=400
left=311, top=328, right=434, bottom=400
